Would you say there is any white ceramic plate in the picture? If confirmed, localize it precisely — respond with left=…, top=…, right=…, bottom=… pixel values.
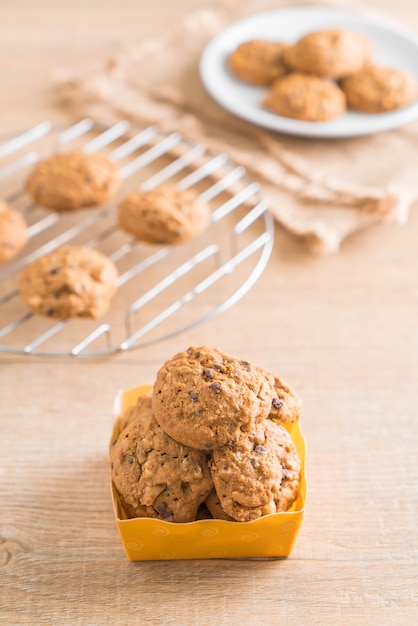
left=199, top=6, right=418, bottom=138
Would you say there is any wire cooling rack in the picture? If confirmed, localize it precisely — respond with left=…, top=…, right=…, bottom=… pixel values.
left=0, top=119, right=274, bottom=357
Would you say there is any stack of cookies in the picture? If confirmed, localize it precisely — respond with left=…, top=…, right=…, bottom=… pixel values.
left=229, top=28, right=418, bottom=121
left=110, top=345, right=302, bottom=523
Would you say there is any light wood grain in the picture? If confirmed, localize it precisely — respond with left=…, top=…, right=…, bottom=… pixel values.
left=1, top=1, right=418, bottom=625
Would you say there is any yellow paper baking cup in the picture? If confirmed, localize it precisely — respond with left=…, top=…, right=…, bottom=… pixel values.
left=110, top=385, right=307, bottom=560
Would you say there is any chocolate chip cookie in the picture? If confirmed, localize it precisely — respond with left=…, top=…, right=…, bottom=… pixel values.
left=264, top=72, right=346, bottom=121
left=255, top=369, right=302, bottom=424
left=19, top=244, right=118, bottom=319
left=229, top=39, right=289, bottom=86
left=205, top=489, right=234, bottom=521
left=0, top=200, right=28, bottom=262
left=209, top=420, right=301, bottom=522
left=119, top=390, right=153, bottom=433
left=340, top=65, right=418, bottom=113
left=26, top=151, right=120, bottom=211
left=117, top=184, right=210, bottom=245
left=284, top=29, right=371, bottom=79
left=152, top=346, right=276, bottom=450
left=110, top=402, right=213, bottom=522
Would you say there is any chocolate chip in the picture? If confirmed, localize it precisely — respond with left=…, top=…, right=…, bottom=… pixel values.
left=272, top=397, right=284, bottom=410
left=202, top=368, right=214, bottom=379
left=194, top=351, right=201, bottom=359
left=209, top=382, right=221, bottom=394
left=190, top=391, right=199, bottom=402
left=46, top=309, right=55, bottom=316
left=254, top=444, right=267, bottom=453
left=112, top=438, right=118, bottom=446
left=127, top=457, right=134, bottom=465
left=240, top=360, right=251, bottom=371
left=49, top=267, right=59, bottom=275
left=156, top=502, right=173, bottom=521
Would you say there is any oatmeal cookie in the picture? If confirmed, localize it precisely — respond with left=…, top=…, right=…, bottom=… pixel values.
left=229, top=39, right=289, bottom=86
left=205, top=489, right=234, bottom=521
left=26, top=151, right=119, bottom=211
left=284, top=29, right=371, bottom=79
left=119, top=390, right=153, bottom=433
left=340, top=65, right=418, bottom=113
left=110, top=404, right=213, bottom=522
left=209, top=420, right=301, bottom=522
left=18, top=244, right=118, bottom=319
left=117, top=184, right=210, bottom=245
left=264, top=72, right=346, bottom=121
left=0, top=200, right=28, bottom=262
left=255, top=368, right=302, bottom=424
left=152, top=346, right=276, bottom=450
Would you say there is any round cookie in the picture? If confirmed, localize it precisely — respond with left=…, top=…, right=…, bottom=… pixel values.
left=152, top=346, right=276, bottom=450
left=110, top=403, right=213, bottom=522
left=340, top=65, right=418, bottom=113
left=119, top=390, right=153, bottom=433
left=263, top=73, right=346, bottom=121
left=19, top=245, right=118, bottom=319
left=26, top=151, right=119, bottom=211
left=0, top=200, right=28, bottom=262
left=209, top=420, right=301, bottom=522
left=205, top=489, right=234, bottom=521
left=283, top=29, right=371, bottom=79
left=229, top=39, right=289, bottom=86
left=255, top=368, right=302, bottom=424
left=117, top=184, right=210, bottom=245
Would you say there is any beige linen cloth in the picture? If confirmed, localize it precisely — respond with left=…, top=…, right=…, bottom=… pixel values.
left=58, top=0, right=418, bottom=254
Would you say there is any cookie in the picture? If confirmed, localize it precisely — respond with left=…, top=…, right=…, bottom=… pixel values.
left=340, top=65, right=418, bottom=113
left=209, top=420, right=301, bottom=522
left=110, top=402, right=213, bottom=522
left=152, top=346, right=276, bottom=450
left=263, top=72, right=346, bottom=121
left=0, top=200, right=28, bottom=262
left=26, top=151, right=119, bottom=211
left=117, top=184, right=210, bottom=245
left=284, top=29, right=371, bottom=79
left=255, top=369, right=302, bottom=424
left=205, top=489, right=234, bottom=521
left=119, top=390, right=153, bottom=433
left=229, top=39, right=289, bottom=86
left=18, top=245, right=118, bottom=319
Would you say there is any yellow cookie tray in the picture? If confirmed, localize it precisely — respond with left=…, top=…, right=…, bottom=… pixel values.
left=110, top=384, right=307, bottom=561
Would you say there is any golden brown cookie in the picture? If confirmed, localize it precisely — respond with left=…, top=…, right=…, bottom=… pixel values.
left=110, top=403, right=213, bottom=522
left=229, top=39, right=289, bottom=86
left=340, top=65, right=418, bottom=113
left=205, top=489, right=234, bottom=521
left=117, top=184, right=210, bottom=245
left=209, top=420, right=301, bottom=522
left=119, top=390, right=153, bottom=433
left=0, top=200, right=28, bottom=262
left=263, top=72, right=346, bottom=121
left=284, top=29, right=371, bottom=79
left=152, top=346, right=276, bottom=450
left=19, top=245, right=118, bottom=319
left=255, top=368, right=302, bottom=424
left=26, top=151, right=119, bottom=211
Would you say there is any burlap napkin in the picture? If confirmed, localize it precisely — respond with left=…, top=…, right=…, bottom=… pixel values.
left=57, top=0, right=418, bottom=254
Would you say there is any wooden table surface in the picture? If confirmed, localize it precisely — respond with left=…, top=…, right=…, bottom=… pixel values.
left=1, top=2, right=418, bottom=625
